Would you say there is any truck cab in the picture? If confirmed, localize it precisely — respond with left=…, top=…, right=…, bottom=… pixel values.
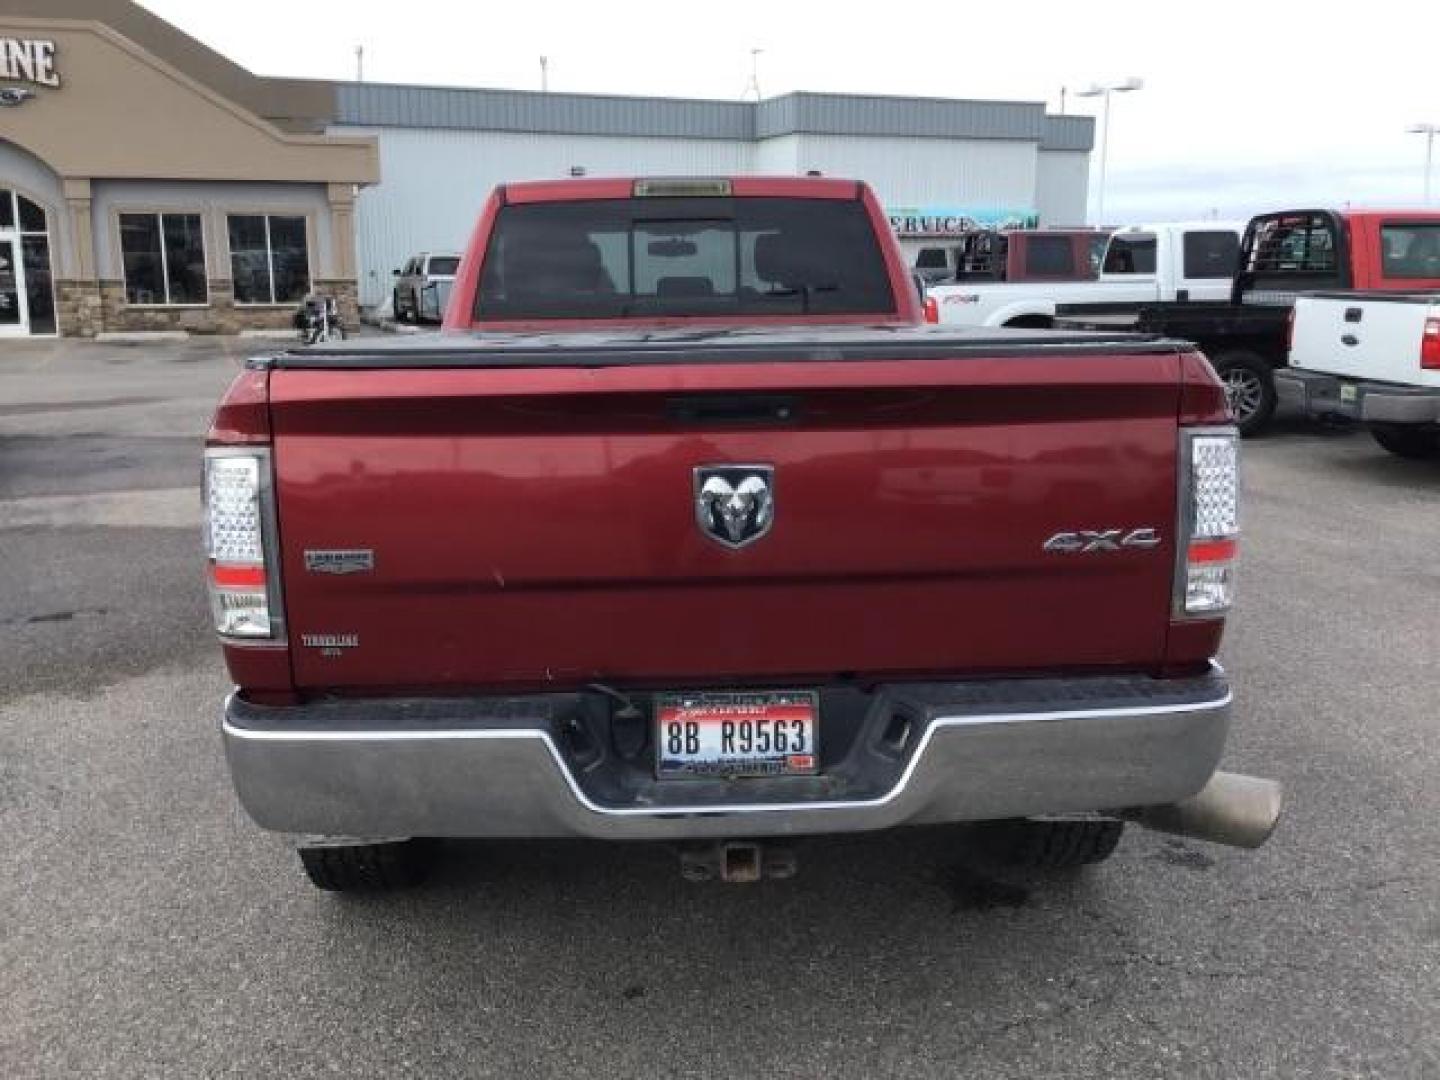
left=953, top=228, right=1110, bottom=283
left=925, top=221, right=1242, bottom=330
left=1097, top=223, right=1242, bottom=303
left=1125, top=208, right=1440, bottom=435
left=912, top=229, right=1108, bottom=286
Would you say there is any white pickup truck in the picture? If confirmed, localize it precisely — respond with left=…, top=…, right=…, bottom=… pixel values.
left=1278, top=292, right=1440, bottom=459
left=925, top=222, right=1242, bottom=328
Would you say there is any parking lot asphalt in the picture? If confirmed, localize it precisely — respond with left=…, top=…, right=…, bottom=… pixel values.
left=2, top=338, right=1437, bottom=1079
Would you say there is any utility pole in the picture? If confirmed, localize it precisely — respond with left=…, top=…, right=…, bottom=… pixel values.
left=742, top=48, right=763, bottom=101
left=1075, top=77, right=1144, bottom=227
left=540, top=56, right=549, bottom=93
left=354, top=45, right=363, bottom=83
left=1409, top=123, right=1437, bottom=204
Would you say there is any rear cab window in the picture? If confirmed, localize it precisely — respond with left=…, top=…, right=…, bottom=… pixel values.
left=1103, top=235, right=1157, bottom=275
left=1237, top=211, right=1345, bottom=301
left=914, top=248, right=950, bottom=270
left=1182, top=231, right=1240, bottom=279
left=1379, top=223, right=1440, bottom=279
left=426, top=256, right=460, bottom=276
left=476, top=196, right=896, bottom=320
left=1023, top=235, right=1076, bottom=277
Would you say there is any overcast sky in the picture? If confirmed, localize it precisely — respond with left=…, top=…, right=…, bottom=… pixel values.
left=141, top=0, right=1440, bottom=223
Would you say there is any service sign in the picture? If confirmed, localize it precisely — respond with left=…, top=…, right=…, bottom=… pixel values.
left=0, top=38, right=60, bottom=97
left=888, top=205, right=1038, bottom=238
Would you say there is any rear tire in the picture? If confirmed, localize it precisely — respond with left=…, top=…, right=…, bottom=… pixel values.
left=977, top=818, right=1125, bottom=869
left=298, top=839, right=431, bottom=891
left=1211, top=351, right=1276, bottom=436
left=1003, top=314, right=1053, bottom=329
left=1370, top=423, right=1440, bottom=460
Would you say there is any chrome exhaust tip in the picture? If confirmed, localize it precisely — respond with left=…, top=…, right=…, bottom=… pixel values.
left=1123, top=771, right=1283, bottom=850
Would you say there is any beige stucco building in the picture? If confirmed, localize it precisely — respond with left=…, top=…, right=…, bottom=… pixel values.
left=0, top=1, right=377, bottom=337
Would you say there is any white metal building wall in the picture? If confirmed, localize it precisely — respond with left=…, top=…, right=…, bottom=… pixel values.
left=1035, top=150, right=1091, bottom=227
left=342, top=126, right=753, bottom=307
left=785, top=134, right=1038, bottom=210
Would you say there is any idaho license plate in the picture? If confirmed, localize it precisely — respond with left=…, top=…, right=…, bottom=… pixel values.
left=655, top=690, right=819, bottom=779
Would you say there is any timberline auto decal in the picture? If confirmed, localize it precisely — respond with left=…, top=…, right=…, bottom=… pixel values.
left=0, top=39, right=60, bottom=88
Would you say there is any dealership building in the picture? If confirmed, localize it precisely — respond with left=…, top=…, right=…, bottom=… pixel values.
left=0, top=0, right=1092, bottom=337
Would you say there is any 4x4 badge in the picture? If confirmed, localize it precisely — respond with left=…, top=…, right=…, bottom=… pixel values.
left=695, top=465, right=775, bottom=549
left=1043, top=528, right=1161, bottom=554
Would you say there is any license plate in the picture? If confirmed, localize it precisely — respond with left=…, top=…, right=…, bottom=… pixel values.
left=655, top=690, right=819, bottom=779
left=1340, top=383, right=1359, bottom=404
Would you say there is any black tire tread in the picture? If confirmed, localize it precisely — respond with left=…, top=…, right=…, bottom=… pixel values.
left=298, top=841, right=428, bottom=892
left=1211, top=349, right=1277, bottom=436
left=1369, top=424, right=1440, bottom=460
left=981, top=818, right=1125, bottom=869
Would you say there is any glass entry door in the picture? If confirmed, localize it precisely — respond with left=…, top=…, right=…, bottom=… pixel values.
left=0, top=234, right=26, bottom=334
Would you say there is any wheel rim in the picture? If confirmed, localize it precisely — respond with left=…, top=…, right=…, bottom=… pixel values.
left=1222, top=368, right=1264, bottom=422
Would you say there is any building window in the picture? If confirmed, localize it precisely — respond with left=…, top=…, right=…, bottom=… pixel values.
left=119, top=213, right=208, bottom=306
left=228, top=214, right=310, bottom=304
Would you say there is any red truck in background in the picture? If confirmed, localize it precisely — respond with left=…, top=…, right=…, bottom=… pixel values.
left=913, top=228, right=1109, bottom=285
left=1105, top=208, right=1440, bottom=434
left=205, top=176, right=1280, bottom=892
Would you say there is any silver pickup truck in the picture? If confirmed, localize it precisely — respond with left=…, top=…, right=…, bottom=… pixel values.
left=392, top=251, right=460, bottom=323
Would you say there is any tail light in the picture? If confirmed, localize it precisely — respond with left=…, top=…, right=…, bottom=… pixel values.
left=1175, top=427, right=1239, bottom=618
left=924, top=296, right=939, bottom=324
left=203, top=447, right=284, bottom=639
left=1422, top=317, right=1440, bottom=370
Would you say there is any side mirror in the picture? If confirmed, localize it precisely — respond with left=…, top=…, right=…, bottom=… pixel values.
left=911, top=272, right=927, bottom=305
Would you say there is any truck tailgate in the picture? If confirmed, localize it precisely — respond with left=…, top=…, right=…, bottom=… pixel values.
left=269, top=351, right=1183, bottom=691
left=1292, top=294, right=1440, bottom=387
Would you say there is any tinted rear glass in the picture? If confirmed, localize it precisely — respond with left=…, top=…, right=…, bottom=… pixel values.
left=1182, top=231, right=1240, bottom=279
left=1380, top=224, right=1440, bottom=279
left=1023, top=236, right=1075, bottom=276
left=427, top=256, right=460, bottom=276
left=476, top=197, right=895, bottom=320
left=1103, top=236, right=1157, bottom=274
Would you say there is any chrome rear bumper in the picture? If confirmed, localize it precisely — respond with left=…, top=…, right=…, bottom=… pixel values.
left=223, top=668, right=1232, bottom=840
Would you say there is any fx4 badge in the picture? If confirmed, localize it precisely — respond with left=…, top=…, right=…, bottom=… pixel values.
left=1043, top=527, right=1161, bottom=554
left=695, top=465, right=775, bottom=549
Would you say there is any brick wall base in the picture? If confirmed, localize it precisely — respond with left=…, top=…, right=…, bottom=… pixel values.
left=56, top=280, right=104, bottom=337
left=50, top=278, right=361, bottom=337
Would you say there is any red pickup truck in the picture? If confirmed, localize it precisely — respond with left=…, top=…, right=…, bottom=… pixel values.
left=206, top=176, right=1279, bottom=891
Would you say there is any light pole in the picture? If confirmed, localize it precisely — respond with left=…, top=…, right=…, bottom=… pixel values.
left=1075, top=77, right=1144, bottom=227
left=1408, top=123, right=1438, bottom=204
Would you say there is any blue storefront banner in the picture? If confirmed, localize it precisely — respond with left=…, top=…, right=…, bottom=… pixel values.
left=887, top=205, right=1039, bottom=237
